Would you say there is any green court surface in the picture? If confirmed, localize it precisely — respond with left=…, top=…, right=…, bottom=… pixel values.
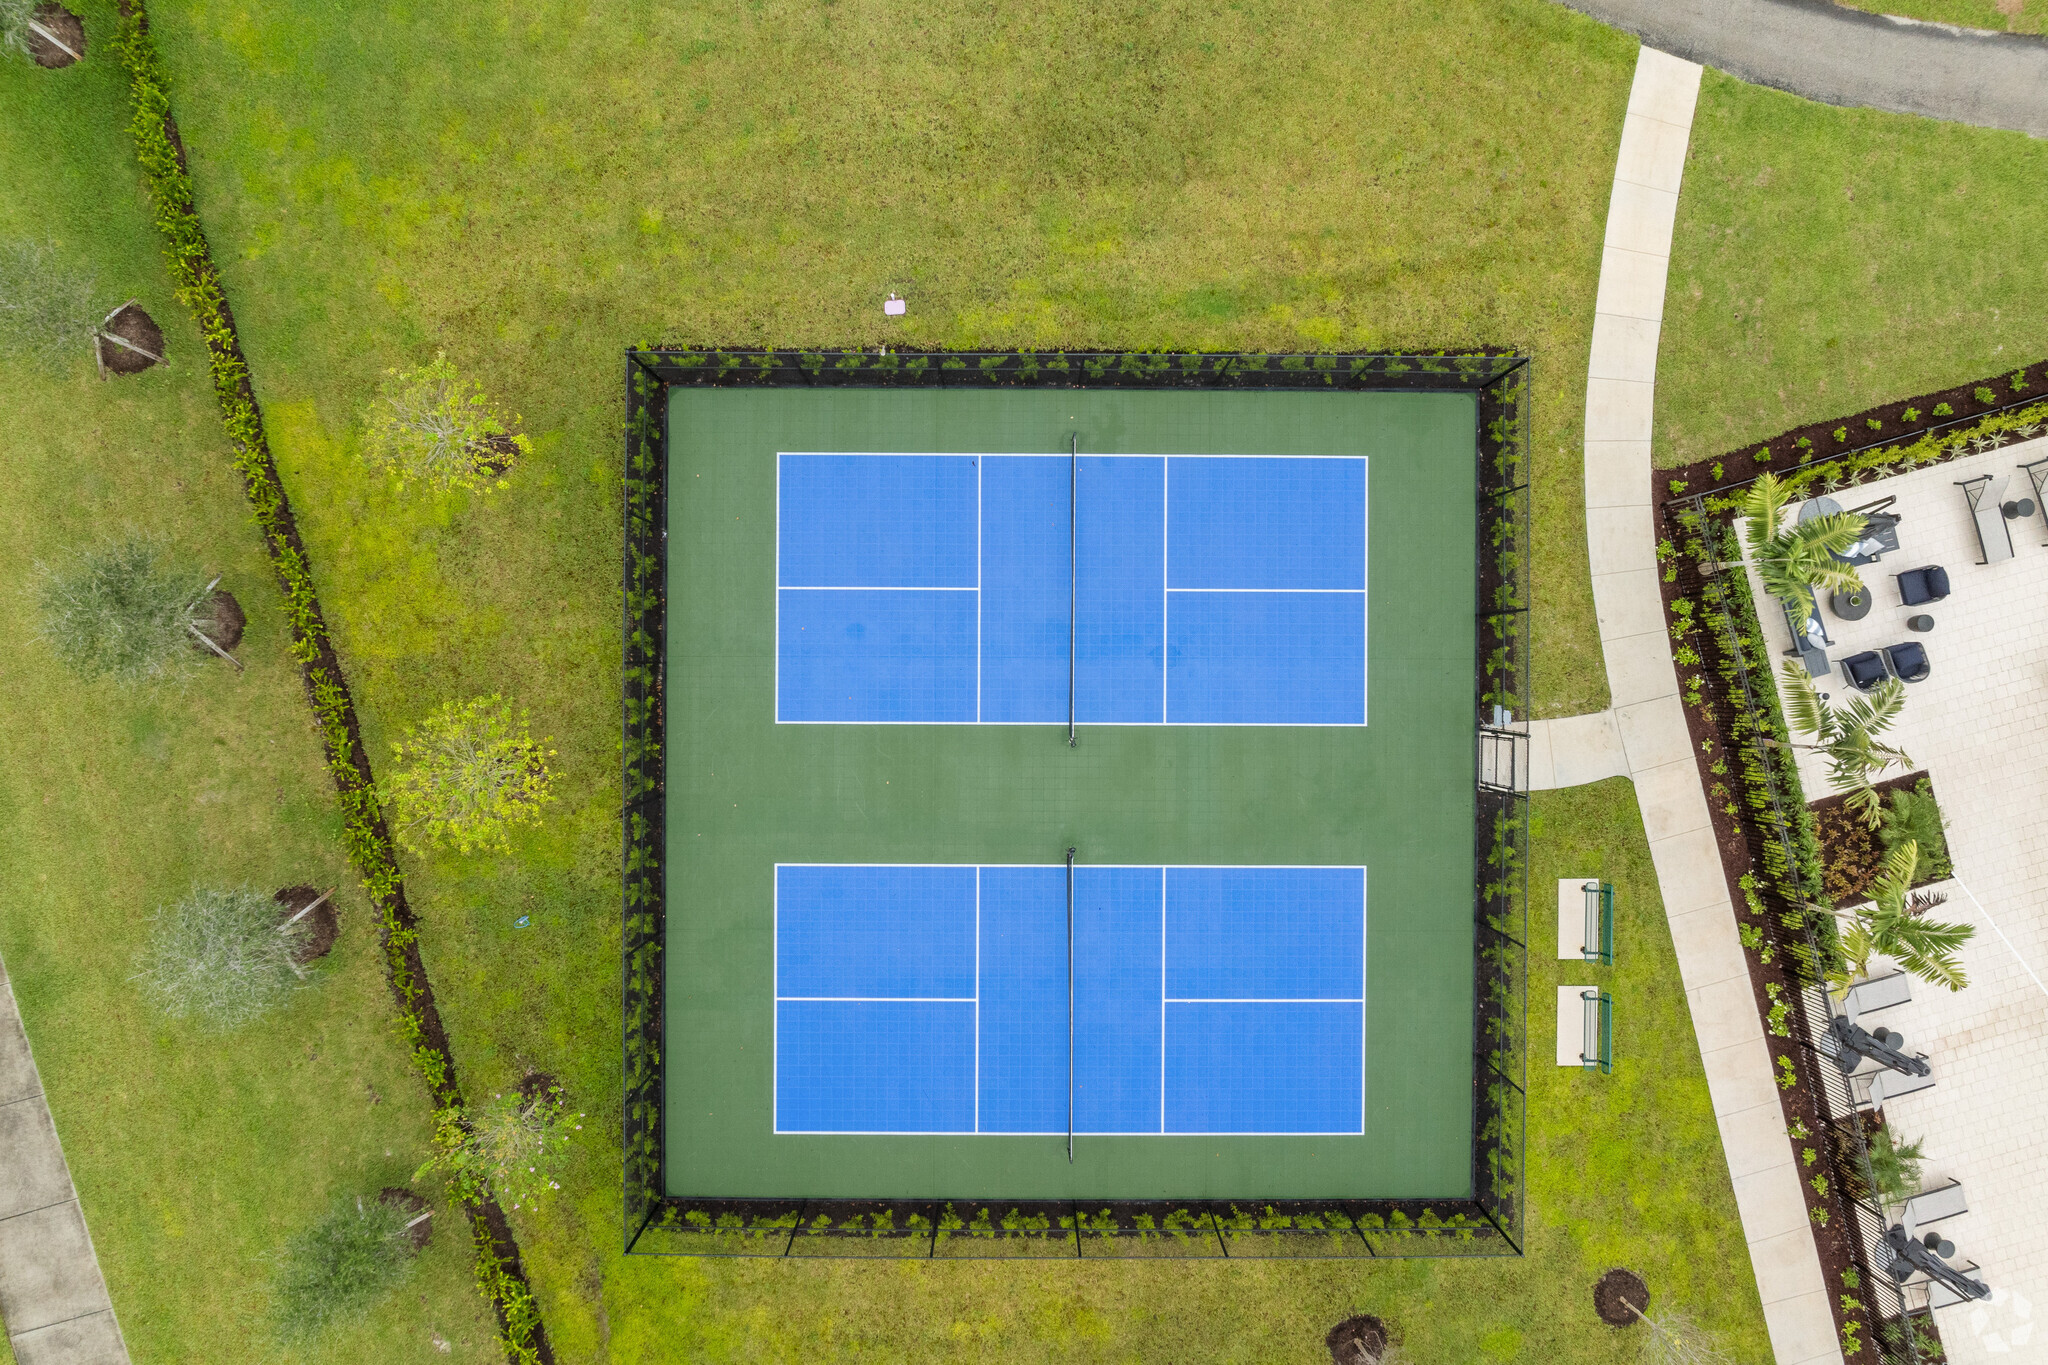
left=664, top=386, right=1477, bottom=1200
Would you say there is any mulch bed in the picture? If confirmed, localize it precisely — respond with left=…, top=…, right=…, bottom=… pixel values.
left=27, top=3, right=83, bottom=67
left=518, top=1070, right=563, bottom=1111
left=1664, top=358, right=2048, bottom=494
left=1324, top=1315, right=1388, bottom=1365
left=477, top=432, right=521, bottom=475
left=190, top=588, right=245, bottom=654
left=96, top=303, right=164, bottom=375
left=377, top=1187, right=433, bottom=1251
left=273, top=885, right=339, bottom=964
left=1594, top=1268, right=1649, bottom=1327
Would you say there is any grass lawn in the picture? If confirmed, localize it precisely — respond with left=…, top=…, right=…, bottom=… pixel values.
left=4, top=0, right=1781, bottom=1356
left=1833, top=0, right=2044, bottom=32
left=0, top=21, right=496, bottom=1361
left=1656, top=67, right=2048, bottom=467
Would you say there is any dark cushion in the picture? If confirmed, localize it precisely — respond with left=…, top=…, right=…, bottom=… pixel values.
left=1888, top=641, right=1930, bottom=681
left=1843, top=651, right=1888, bottom=689
left=1898, top=566, right=1950, bottom=605
left=1926, top=566, right=1949, bottom=598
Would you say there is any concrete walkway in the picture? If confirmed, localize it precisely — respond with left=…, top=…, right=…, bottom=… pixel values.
left=0, top=952, right=128, bottom=1365
left=1577, top=48, right=1845, bottom=1365
left=1558, top=0, right=2048, bottom=138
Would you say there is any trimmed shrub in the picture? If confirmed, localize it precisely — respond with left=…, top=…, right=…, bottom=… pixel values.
left=362, top=352, right=529, bottom=491
left=133, top=885, right=314, bottom=1029
left=272, top=1195, right=418, bottom=1341
left=34, top=540, right=214, bottom=686
left=381, top=695, right=555, bottom=855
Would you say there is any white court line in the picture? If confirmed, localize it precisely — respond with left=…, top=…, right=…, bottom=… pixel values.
left=776, top=451, right=1369, bottom=460
left=773, top=1128, right=1371, bottom=1137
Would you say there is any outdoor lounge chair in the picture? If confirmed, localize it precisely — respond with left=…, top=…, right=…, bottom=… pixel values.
left=1855, top=1065, right=1936, bottom=1109
left=1902, top=1180, right=1968, bottom=1235
left=1895, top=565, right=1950, bottom=606
left=1781, top=598, right=1832, bottom=677
left=1843, top=971, right=1911, bottom=1023
left=1885, top=641, right=1931, bottom=683
left=1842, top=650, right=1890, bottom=691
left=1958, top=474, right=2016, bottom=564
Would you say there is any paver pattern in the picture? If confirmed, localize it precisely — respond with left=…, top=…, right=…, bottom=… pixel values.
left=0, top=951, right=128, bottom=1365
left=1753, top=435, right=2048, bottom=1361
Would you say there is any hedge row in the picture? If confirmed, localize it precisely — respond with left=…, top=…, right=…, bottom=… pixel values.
left=110, top=6, right=548, bottom=1360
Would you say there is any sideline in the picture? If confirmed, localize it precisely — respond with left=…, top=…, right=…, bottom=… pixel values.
left=0, top=951, right=129, bottom=1365
left=1556, top=0, right=2048, bottom=137
left=1576, top=47, right=1848, bottom=1365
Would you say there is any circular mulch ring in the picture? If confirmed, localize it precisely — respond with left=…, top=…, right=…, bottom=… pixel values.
left=26, top=4, right=84, bottom=68
left=476, top=432, right=522, bottom=476
left=377, top=1187, right=433, bottom=1251
left=1595, top=1268, right=1650, bottom=1327
left=96, top=303, right=164, bottom=375
left=273, top=885, right=339, bottom=965
left=190, top=589, right=245, bottom=654
left=518, top=1070, right=563, bottom=1112
left=1325, top=1315, right=1388, bottom=1365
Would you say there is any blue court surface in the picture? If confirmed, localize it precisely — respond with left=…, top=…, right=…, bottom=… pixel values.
left=775, top=453, right=1367, bottom=725
left=773, top=864, right=1367, bottom=1135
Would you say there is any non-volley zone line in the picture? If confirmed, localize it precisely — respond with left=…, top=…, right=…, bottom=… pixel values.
left=774, top=452, right=1368, bottom=726
left=772, top=863, right=1366, bottom=1136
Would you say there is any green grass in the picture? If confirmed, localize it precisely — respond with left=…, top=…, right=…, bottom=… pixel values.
left=1832, top=0, right=2043, bottom=31
left=5, top=0, right=1782, bottom=1355
left=1656, top=67, right=2048, bottom=467
left=667, top=386, right=1474, bottom=1199
left=0, top=12, right=494, bottom=1358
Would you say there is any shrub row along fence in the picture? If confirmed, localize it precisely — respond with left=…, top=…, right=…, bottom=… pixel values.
left=1650, top=364, right=2048, bottom=1363
left=621, top=348, right=1530, bottom=1257
left=111, top=6, right=551, bottom=1359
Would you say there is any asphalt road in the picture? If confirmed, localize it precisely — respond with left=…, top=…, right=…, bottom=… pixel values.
left=1557, top=0, right=2048, bottom=137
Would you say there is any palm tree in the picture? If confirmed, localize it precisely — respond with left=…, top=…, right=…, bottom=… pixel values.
left=1831, top=840, right=1974, bottom=995
left=1740, top=472, right=1868, bottom=620
left=1774, top=661, right=1911, bottom=827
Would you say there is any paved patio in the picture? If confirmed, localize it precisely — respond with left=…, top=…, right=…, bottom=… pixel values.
left=1750, top=433, right=2048, bottom=1363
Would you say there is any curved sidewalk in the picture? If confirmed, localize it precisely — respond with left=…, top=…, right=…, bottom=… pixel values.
left=1558, top=0, right=2048, bottom=137
left=0, top=952, right=128, bottom=1365
left=1580, top=47, right=1844, bottom=1365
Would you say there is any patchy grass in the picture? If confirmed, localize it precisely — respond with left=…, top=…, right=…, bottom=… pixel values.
left=0, top=8, right=492, bottom=1358
left=1657, top=67, right=2048, bottom=467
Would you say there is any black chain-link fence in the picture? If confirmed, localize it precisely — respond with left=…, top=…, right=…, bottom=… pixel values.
left=622, top=350, right=1529, bottom=1257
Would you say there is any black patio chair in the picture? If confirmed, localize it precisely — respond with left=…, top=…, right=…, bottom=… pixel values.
left=1896, top=565, right=1950, bottom=606
left=1885, top=641, right=1931, bottom=683
left=1842, top=651, right=1890, bottom=692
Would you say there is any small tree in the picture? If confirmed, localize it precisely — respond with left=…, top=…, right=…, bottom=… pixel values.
left=34, top=540, right=232, bottom=685
left=1625, top=1305, right=1737, bottom=1365
left=380, top=695, right=555, bottom=855
left=272, top=1195, right=419, bottom=1341
left=1830, top=840, right=1974, bottom=995
left=416, top=1085, right=583, bottom=1213
left=1880, top=783, right=1949, bottom=873
left=361, top=352, right=529, bottom=491
left=1775, top=661, right=1911, bottom=828
left=0, top=237, right=99, bottom=371
left=1740, top=471, right=1868, bottom=621
left=132, top=886, right=316, bottom=1029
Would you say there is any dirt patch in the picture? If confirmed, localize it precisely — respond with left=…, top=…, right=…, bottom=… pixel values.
left=477, top=432, right=521, bottom=476
left=519, top=1070, right=563, bottom=1112
left=273, top=885, right=339, bottom=964
left=377, top=1187, right=433, bottom=1251
left=26, top=4, right=84, bottom=67
left=96, top=303, right=164, bottom=375
left=1324, top=1315, right=1388, bottom=1364
left=1594, top=1268, right=1649, bottom=1327
left=190, top=588, right=245, bottom=654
